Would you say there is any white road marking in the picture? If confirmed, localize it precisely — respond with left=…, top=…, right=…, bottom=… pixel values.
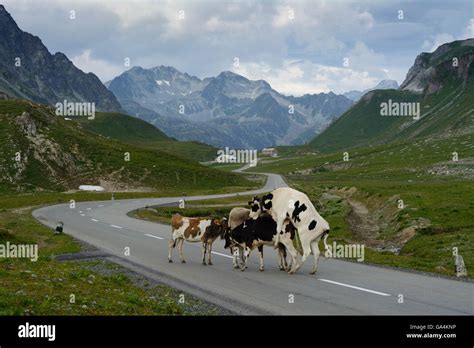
left=211, top=251, right=233, bottom=259
left=79, top=211, right=83, bottom=213
left=110, top=225, right=123, bottom=229
left=91, top=218, right=99, bottom=222
left=80, top=214, right=85, bottom=217
left=144, top=234, right=164, bottom=240
left=318, top=279, right=391, bottom=296
left=98, top=205, right=104, bottom=207
left=86, top=208, right=91, bottom=211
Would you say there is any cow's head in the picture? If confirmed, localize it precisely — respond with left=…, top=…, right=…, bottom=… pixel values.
left=204, top=217, right=229, bottom=242
left=220, top=217, right=228, bottom=236
left=211, top=217, right=228, bottom=238
left=260, top=193, right=273, bottom=212
left=248, top=196, right=261, bottom=218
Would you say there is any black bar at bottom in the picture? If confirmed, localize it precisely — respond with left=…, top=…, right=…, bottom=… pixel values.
left=0, top=315, right=472, bottom=346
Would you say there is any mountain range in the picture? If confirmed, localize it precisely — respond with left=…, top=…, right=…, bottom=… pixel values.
left=108, top=66, right=355, bottom=148
left=0, top=5, right=121, bottom=112
left=2, top=4, right=471, bottom=156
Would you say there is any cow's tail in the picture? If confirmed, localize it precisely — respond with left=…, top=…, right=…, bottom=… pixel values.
left=322, top=230, right=330, bottom=252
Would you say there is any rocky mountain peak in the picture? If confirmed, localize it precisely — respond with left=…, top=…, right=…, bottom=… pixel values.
left=400, top=39, right=474, bottom=94
left=0, top=5, right=122, bottom=111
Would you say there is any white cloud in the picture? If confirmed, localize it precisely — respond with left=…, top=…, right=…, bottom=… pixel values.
left=71, top=50, right=124, bottom=82
left=422, top=18, right=473, bottom=52
left=272, top=5, right=295, bottom=28
left=233, top=59, right=379, bottom=95
left=461, top=18, right=474, bottom=39
left=3, top=0, right=469, bottom=93
left=345, top=41, right=386, bottom=73
left=422, top=33, right=456, bottom=52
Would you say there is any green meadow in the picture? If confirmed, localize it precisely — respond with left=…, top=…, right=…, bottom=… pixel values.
left=248, top=133, right=474, bottom=278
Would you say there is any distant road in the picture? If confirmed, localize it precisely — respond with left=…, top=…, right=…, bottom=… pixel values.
left=33, top=167, right=472, bottom=315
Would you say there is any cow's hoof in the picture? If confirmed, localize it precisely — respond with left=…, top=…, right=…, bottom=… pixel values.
left=202, top=262, right=207, bottom=266
left=233, top=265, right=239, bottom=269
left=168, top=259, right=173, bottom=263
left=181, top=260, right=186, bottom=264
left=240, top=268, right=246, bottom=272
left=208, top=262, right=213, bottom=265
left=310, top=270, right=317, bottom=275
left=259, top=268, right=264, bottom=272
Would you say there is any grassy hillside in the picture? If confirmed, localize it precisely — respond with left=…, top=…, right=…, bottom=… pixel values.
left=76, top=112, right=218, bottom=162
left=310, top=40, right=474, bottom=152
left=309, top=89, right=420, bottom=152
left=247, top=133, right=474, bottom=278
left=0, top=100, right=250, bottom=194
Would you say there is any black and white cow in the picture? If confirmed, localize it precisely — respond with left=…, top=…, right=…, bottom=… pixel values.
left=227, top=206, right=252, bottom=269
left=224, top=212, right=298, bottom=272
left=226, top=197, right=290, bottom=271
left=260, top=187, right=330, bottom=274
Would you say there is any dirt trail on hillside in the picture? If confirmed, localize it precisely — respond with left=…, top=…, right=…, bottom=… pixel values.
left=345, top=199, right=380, bottom=244
left=330, top=188, right=429, bottom=252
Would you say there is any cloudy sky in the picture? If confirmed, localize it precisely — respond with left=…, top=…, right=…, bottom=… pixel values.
left=3, top=0, right=473, bottom=95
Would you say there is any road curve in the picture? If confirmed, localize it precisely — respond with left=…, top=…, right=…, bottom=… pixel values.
left=33, top=170, right=473, bottom=315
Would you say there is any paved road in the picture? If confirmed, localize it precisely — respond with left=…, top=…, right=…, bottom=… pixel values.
left=33, top=171, right=473, bottom=315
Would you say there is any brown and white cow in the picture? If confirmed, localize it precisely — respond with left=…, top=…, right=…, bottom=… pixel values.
left=168, top=213, right=228, bottom=265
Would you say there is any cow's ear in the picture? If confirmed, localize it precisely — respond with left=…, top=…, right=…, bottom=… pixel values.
left=248, top=201, right=252, bottom=206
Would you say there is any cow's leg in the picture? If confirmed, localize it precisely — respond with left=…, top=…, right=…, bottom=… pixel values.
left=178, top=239, right=186, bottom=263
left=293, top=230, right=312, bottom=273
left=232, top=247, right=239, bottom=268
left=283, top=244, right=292, bottom=271
left=202, top=242, right=207, bottom=265
left=231, top=246, right=239, bottom=268
left=279, top=238, right=299, bottom=274
left=274, top=216, right=286, bottom=246
left=168, top=236, right=176, bottom=263
left=278, top=244, right=287, bottom=271
left=208, top=241, right=213, bottom=265
left=277, top=245, right=283, bottom=270
left=240, top=246, right=251, bottom=271
left=239, top=246, right=247, bottom=270
left=309, top=237, right=322, bottom=274
left=258, top=245, right=264, bottom=271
